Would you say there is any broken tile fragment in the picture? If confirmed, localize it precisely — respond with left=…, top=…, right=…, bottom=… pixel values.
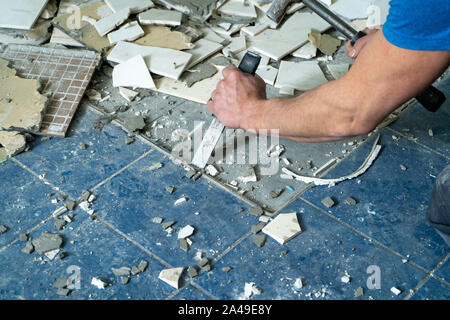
left=251, top=222, right=266, bottom=234
left=106, top=0, right=154, bottom=14
left=18, top=233, right=28, bottom=242
left=174, top=197, right=188, bottom=206
left=54, top=218, right=67, bottom=231
left=166, top=186, right=175, bottom=194
left=391, top=287, right=402, bottom=296
left=138, top=8, right=183, bottom=27
left=188, top=266, right=198, bottom=278
left=145, top=162, right=163, bottom=171
left=152, top=217, right=164, bottom=224
left=252, top=234, right=267, bottom=247
left=308, top=29, right=341, bottom=56
left=107, top=21, right=144, bottom=44
left=161, top=221, right=175, bottom=230
left=138, top=260, right=149, bottom=272
left=0, top=225, right=8, bottom=235
left=121, top=277, right=130, bottom=284
left=178, top=225, right=195, bottom=239
left=262, top=212, right=302, bottom=245
left=21, top=241, right=34, bottom=254
left=321, top=197, right=335, bottom=208
left=32, top=232, right=63, bottom=254
left=179, top=238, right=189, bottom=251
left=54, top=278, right=68, bottom=289
left=248, top=206, right=264, bottom=216
left=119, top=87, right=139, bottom=102
left=158, top=267, right=184, bottom=289
left=94, top=7, right=130, bottom=37
left=354, top=286, right=364, bottom=298
left=91, top=277, right=108, bottom=289
left=181, top=62, right=218, bottom=88
left=198, top=258, right=209, bottom=268
left=64, top=200, right=76, bottom=211
left=345, top=197, right=357, bottom=205
left=135, top=25, right=194, bottom=50
left=131, top=266, right=141, bottom=276
left=111, top=267, right=131, bottom=277
left=0, top=131, right=27, bottom=157
left=112, top=55, right=156, bottom=89
left=222, top=266, right=232, bottom=273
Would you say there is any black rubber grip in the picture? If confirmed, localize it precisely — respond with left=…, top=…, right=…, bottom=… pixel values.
left=238, top=51, right=261, bottom=75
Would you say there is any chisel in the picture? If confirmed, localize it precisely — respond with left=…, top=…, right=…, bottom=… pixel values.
left=192, top=51, right=262, bottom=168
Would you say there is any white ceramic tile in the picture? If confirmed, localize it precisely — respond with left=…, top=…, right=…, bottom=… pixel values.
left=241, top=23, right=269, bottom=37
left=218, top=0, right=257, bottom=18
left=275, top=61, right=328, bottom=91
left=256, top=65, right=278, bottom=86
left=0, top=0, right=49, bottom=30
left=262, top=212, right=302, bottom=245
left=185, top=38, right=224, bottom=69
left=250, top=11, right=330, bottom=60
left=138, top=8, right=183, bottom=26
left=106, top=0, right=154, bottom=14
left=94, top=7, right=130, bottom=36
left=330, top=0, right=372, bottom=20
left=222, top=35, right=246, bottom=57
left=107, top=21, right=144, bottom=44
left=112, top=55, right=156, bottom=89
left=291, top=42, right=317, bottom=59
left=107, top=41, right=192, bottom=80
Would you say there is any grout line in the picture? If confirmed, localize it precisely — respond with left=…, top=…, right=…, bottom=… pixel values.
left=89, top=149, right=154, bottom=192
left=298, top=197, right=431, bottom=275
left=386, top=127, right=450, bottom=161
left=405, top=253, right=450, bottom=300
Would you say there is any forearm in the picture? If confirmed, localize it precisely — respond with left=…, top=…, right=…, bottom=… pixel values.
left=252, top=78, right=370, bottom=142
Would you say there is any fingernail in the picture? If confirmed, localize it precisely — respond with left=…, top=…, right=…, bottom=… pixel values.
left=350, top=49, right=357, bottom=58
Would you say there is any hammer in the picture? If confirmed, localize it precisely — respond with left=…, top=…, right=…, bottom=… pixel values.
left=266, top=0, right=446, bottom=112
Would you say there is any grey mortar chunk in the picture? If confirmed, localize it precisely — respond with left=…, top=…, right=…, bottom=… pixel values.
left=112, top=267, right=131, bottom=277
left=186, top=169, right=197, bottom=179
left=180, top=238, right=189, bottom=251
left=248, top=206, right=264, bottom=216
left=18, top=233, right=29, bottom=242
left=131, top=266, right=141, bottom=275
left=138, top=260, right=148, bottom=273
left=354, top=286, right=364, bottom=298
left=21, top=241, right=34, bottom=254
left=54, top=218, right=67, bottom=231
left=32, top=232, right=63, bottom=254
left=162, top=221, right=175, bottom=230
left=53, top=278, right=69, bottom=289
left=222, top=266, right=232, bottom=273
left=152, top=217, right=164, bottom=224
left=321, top=197, right=335, bottom=208
left=345, top=197, right=357, bottom=205
left=81, top=190, right=91, bottom=201
left=125, top=136, right=135, bottom=145
left=0, top=225, right=9, bottom=235
left=251, top=222, right=266, bottom=234
left=57, top=288, right=70, bottom=296
left=188, top=266, right=198, bottom=278
left=121, top=277, right=130, bottom=284
left=166, top=186, right=175, bottom=194
left=253, top=234, right=267, bottom=247
left=64, top=200, right=76, bottom=211
left=198, top=258, right=209, bottom=268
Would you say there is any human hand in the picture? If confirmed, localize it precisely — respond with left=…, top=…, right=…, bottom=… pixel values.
left=207, top=66, right=267, bottom=130
left=346, top=28, right=380, bottom=58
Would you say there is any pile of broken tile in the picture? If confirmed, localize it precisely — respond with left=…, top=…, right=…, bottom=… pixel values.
left=0, top=0, right=389, bottom=164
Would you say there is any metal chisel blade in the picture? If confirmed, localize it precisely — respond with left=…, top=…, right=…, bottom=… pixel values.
left=191, top=118, right=225, bottom=168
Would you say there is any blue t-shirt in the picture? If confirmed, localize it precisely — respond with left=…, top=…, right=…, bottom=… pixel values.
left=383, top=0, right=450, bottom=51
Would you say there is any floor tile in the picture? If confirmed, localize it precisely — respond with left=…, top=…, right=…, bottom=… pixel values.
left=389, top=76, right=450, bottom=158
left=0, top=210, right=173, bottom=300
left=90, top=149, right=260, bottom=269
left=410, top=278, right=450, bottom=300
left=432, top=256, right=449, bottom=283
left=301, top=131, right=449, bottom=271
left=169, top=284, right=213, bottom=300
left=193, top=200, right=427, bottom=300
left=14, top=104, right=152, bottom=198
left=0, top=160, right=60, bottom=248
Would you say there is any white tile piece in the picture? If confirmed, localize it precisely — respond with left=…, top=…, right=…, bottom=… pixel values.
left=108, top=41, right=192, bottom=80
left=0, top=0, right=49, bottom=30
left=119, top=87, right=139, bottom=102
left=251, top=11, right=330, bottom=61
left=138, top=8, right=183, bottom=26
left=256, top=65, right=278, bottom=86
left=223, top=35, right=246, bottom=57
left=241, top=23, right=269, bottom=37
left=218, top=0, right=257, bottom=18
left=94, top=7, right=130, bottom=37
left=106, top=0, right=154, bottom=14
left=327, top=63, right=350, bottom=80
left=291, top=42, right=317, bottom=59
left=275, top=61, right=328, bottom=91
left=185, top=38, right=223, bottom=69
left=279, top=87, right=294, bottom=96
left=112, top=55, right=156, bottom=89
left=262, top=212, right=302, bottom=244
left=367, top=0, right=390, bottom=28
left=202, top=28, right=228, bottom=45
left=259, top=55, right=270, bottom=66
left=178, top=225, right=195, bottom=239
left=158, top=267, right=184, bottom=289
left=108, top=21, right=144, bottom=44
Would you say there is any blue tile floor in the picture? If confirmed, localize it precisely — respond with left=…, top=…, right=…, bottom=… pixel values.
left=0, top=77, right=449, bottom=300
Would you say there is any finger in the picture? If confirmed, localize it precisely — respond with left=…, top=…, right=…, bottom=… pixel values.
left=222, top=66, right=239, bottom=79
left=206, top=99, right=215, bottom=113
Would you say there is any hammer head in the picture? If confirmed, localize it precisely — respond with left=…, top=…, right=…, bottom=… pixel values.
left=266, top=0, right=301, bottom=24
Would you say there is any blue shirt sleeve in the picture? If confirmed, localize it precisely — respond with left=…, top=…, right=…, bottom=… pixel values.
left=382, top=0, right=450, bottom=51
